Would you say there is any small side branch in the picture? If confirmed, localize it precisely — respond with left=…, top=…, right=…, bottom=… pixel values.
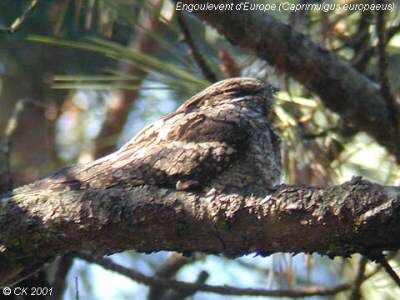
left=77, top=253, right=351, bottom=298
left=353, top=21, right=400, bottom=70
left=375, top=255, right=400, bottom=288
left=177, top=12, right=218, bottom=83
left=376, top=8, right=399, bottom=131
left=148, top=253, right=195, bottom=300
left=349, top=256, right=368, bottom=300
left=0, top=100, right=32, bottom=193
left=0, top=100, right=48, bottom=192
left=52, top=254, right=75, bottom=300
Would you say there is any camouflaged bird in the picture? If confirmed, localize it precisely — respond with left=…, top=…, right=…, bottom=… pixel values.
left=47, top=78, right=281, bottom=196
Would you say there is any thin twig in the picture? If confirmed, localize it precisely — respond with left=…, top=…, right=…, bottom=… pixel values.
left=349, top=256, right=368, bottom=300
left=0, top=100, right=29, bottom=193
left=177, top=12, right=218, bottom=83
left=0, top=0, right=40, bottom=33
left=350, top=11, right=372, bottom=71
left=75, top=276, right=80, bottom=300
left=353, top=22, right=400, bottom=69
left=53, top=254, right=75, bottom=300
left=376, top=7, right=399, bottom=130
left=148, top=253, right=195, bottom=300
left=0, top=99, right=47, bottom=193
left=164, top=271, right=209, bottom=300
left=77, top=253, right=352, bottom=298
left=375, top=255, right=400, bottom=288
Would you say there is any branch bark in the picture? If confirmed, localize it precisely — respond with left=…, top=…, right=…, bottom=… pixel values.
left=0, top=170, right=399, bottom=286
left=177, top=0, right=400, bottom=160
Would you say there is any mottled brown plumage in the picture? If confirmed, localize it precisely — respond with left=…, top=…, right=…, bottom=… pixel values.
left=44, top=78, right=281, bottom=196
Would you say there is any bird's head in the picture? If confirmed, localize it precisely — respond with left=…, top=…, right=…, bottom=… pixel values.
left=177, top=77, right=274, bottom=114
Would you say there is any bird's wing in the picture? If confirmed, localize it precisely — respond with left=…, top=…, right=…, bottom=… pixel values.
left=42, top=108, right=248, bottom=191
left=109, top=140, right=238, bottom=189
left=109, top=111, right=249, bottom=190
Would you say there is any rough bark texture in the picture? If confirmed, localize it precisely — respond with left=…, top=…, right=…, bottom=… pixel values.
left=1, top=177, right=400, bottom=286
left=178, top=0, right=400, bottom=160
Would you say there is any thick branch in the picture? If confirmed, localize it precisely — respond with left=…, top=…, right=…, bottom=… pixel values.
left=177, top=0, right=400, bottom=159
left=0, top=174, right=400, bottom=286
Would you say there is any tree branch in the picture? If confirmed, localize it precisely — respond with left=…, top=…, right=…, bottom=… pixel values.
left=77, top=253, right=351, bottom=298
left=1, top=170, right=400, bottom=286
left=376, top=8, right=399, bottom=131
left=352, top=21, right=400, bottom=71
left=0, top=101, right=26, bottom=193
left=349, top=256, right=367, bottom=300
left=147, top=253, right=195, bottom=300
left=375, top=255, right=400, bottom=287
left=176, top=12, right=218, bottom=82
left=177, top=0, right=400, bottom=160
left=0, top=100, right=46, bottom=193
left=52, top=253, right=75, bottom=300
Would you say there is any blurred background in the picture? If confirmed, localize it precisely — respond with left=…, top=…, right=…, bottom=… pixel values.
left=0, top=0, right=399, bottom=299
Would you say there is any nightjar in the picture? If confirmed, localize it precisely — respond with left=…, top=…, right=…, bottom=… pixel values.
left=49, top=78, right=281, bottom=197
